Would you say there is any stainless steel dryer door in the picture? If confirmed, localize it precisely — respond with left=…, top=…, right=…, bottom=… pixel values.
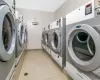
left=0, top=5, right=16, bottom=61
left=42, top=32, right=45, bottom=44
left=67, top=24, right=100, bottom=71
left=24, top=27, right=28, bottom=44
left=18, top=23, right=24, bottom=46
left=51, top=30, right=61, bottom=53
left=42, top=33, right=44, bottom=42
left=45, top=32, right=49, bottom=45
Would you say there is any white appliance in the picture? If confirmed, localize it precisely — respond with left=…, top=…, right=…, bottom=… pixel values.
left=15, top=11, right=25, bottom=66
left=42, top=25, right=51, bottom=55
left=50, top=18, right=66, bottom=67
left=42, top=28, right=46, bottom=50
left=23, top=22, right=28, bottom=50
left=45, top=25, right=51, bottom=55
left=41, top=28, right=46, bottom=50
left=0, top=0, right=16, bottom=80
left=65, top=0, right=100, bottom=80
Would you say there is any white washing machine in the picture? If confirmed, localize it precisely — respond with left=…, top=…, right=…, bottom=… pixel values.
left=15, top=12, right=25, bottom=66
left=0, top=0, right=16, bottom=80
left=50, top=18, right=66, bottom=67
left=64, top=0, right=100, bottom=80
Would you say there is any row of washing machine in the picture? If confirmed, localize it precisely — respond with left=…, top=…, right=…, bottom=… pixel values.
left=42, top=0, right=100, bottom=80
left=0, top=0, right=28, bottom=80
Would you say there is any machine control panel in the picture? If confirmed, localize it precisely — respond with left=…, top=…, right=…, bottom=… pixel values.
left=85, top=3, right=92, bottom=15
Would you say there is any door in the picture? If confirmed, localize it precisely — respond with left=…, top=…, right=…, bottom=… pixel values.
left=51, top=29, right=61, bottom=53
left=67, top=24, right=100, bottom=71
left=0, top=5, right=16, bottom=61
left=24, top=26, right=28, bottom=44
left=18, top=23, right=24, bottom=46
left=44, top=32, right=49, bottom=45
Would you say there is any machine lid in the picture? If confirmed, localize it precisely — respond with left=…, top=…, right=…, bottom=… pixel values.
left=18, top=23, right=24, bottom=46
left=67, top=24, right=100, bottom=71
left=0, top=5, right=16, bottom=61
left=51, top=30, right=61, bottom=53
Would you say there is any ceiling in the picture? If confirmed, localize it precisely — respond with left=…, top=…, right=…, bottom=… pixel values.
left=16, top=0, right=66, bottom=12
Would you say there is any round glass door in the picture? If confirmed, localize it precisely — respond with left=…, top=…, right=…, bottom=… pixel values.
left=24, top=28, right=28, bottom=43
left=3, top=15, right=12, bottom=52
left=20, top=26, right=23, bottom=40
left=52, top=32, right=58, bottom=49
left=51, top=30, right=60, bottom=52
left=0, top=5, right=16, bottom=61
left=67, top=24, right=100, bottom=71
left=72, top=31, right=95, bottom=61
left=18, top=24, right=25, bottom=46
left=45, top=33, right=49, bottom=45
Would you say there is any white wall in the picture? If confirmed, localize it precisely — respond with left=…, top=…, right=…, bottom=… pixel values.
left=17, top=8, right=54, bottom=49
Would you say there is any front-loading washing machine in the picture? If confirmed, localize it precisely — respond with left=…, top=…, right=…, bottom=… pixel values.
left=64, top=0, right=100, bottom=80
left=15, top=12, right=25, bottom=66
left=0, top=0, right=16, bottom=80
left=50, top=18, right=66, bottom=67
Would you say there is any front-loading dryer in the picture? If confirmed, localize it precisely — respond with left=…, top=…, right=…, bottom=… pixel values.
left=50, top=18, right=66, bottom=67
left=15, top=12, right=25, bottom=66
left=23, top=23, right=28, bottom=50
left=41, top=27, right=46, bottom=50
left=44, top=25, right=51, bottom=55
left=21, top=22, right=27, bottom=53
left=65, top=0, right=100, bottom=80
left=0, top=0, right=16, bottom=80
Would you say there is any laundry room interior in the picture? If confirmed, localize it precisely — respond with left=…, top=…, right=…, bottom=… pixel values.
left=1, top=0, right=100, bottom=80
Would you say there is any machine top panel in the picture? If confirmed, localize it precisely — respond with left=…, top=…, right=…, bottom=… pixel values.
left=66, top=0, right=95, bottom=25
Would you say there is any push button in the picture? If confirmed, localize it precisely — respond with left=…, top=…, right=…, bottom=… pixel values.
left=85, top=3, right=92, bottom=15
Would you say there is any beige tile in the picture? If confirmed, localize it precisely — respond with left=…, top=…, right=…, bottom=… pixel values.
left=12, top=51, right=26, bottom=80
left=18, top=50, right=68, bottom=80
